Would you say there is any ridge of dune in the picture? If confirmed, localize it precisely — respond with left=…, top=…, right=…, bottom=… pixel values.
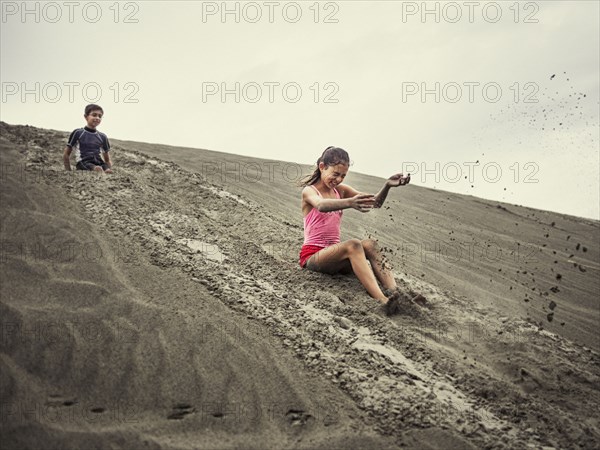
left=1, top=122, right=599, bottom=449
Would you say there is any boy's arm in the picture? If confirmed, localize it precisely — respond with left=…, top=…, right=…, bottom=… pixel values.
left=64, top=129, right=80, bottom=171
left=102, top=151, right=112, bottom=168
left=63, top=146, right=72, bottom=171
left=102, top=134, right=112, bottom=168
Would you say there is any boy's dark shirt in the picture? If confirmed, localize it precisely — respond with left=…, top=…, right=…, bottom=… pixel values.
left=67, top=126, right=110, bottom=163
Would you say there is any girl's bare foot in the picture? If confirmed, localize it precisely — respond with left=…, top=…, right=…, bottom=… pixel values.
left=384, top=287, right=427, bottom=305
left=384, top=292, right=401, bottom=316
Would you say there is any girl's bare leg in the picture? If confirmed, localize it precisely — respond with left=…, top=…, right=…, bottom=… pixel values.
left=361, top=239, right=397, bottom=291
left=362, top=239, right=428, bottom=306
left=306, top=239, right=387, bottom=302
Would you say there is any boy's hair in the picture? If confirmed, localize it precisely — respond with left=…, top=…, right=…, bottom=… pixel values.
left=84, top=104, right=104, bottom=116
left=300, top=146, right=350, bottom=187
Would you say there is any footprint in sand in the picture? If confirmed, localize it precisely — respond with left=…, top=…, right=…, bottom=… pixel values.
left=517, top=367, right=542, bottom=393
left=167, top=403, right=196, bottom=420
left=285, top=409, right=314, bottom=427
left=46, top=395, right=77, bottom=407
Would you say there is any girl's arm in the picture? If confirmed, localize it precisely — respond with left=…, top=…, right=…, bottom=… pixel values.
left=373, top=184, right=391, bottom=208
left=303, top=186, right=375, bottom=213
left=373, top=173, right=410, bottom=208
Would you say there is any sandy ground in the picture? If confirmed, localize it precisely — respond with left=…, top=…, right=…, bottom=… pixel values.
left=1, top=122, right=599, bottom=449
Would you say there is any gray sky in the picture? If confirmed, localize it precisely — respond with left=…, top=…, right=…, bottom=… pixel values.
left=2, top=1, right=599, bottom=219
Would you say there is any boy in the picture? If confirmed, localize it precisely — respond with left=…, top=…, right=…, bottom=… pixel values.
left=63, top=104, right=113, bottom=173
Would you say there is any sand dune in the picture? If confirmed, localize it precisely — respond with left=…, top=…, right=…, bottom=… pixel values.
left=1, top=122, right=598, bottom=449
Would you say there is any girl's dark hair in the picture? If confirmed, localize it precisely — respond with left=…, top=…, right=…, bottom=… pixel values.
left=300, top=146, right=350, bottom=187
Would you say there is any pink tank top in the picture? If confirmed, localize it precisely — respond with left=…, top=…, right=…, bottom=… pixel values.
left=303, top=185, right=343, bottom=247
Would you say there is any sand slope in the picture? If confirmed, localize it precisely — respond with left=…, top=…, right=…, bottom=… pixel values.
left=1, top=122, right=599, bottom=449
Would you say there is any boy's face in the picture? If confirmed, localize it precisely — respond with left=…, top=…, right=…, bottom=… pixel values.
left=85, top=110, right=103, bottom=129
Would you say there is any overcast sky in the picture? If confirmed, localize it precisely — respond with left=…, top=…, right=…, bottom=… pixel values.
left=2, top=1, right=599, bottom=219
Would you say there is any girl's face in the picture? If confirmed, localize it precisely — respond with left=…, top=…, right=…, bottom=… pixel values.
left=320, top=162, right=349, bottom=189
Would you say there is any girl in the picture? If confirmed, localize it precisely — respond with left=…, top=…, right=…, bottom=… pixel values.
left=299, top=146, right=413, bottom=316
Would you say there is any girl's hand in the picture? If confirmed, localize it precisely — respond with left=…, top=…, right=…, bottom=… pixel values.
left=386, top=173, right=411, bottom=187
left=350, top=194, right=376, bottom=213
